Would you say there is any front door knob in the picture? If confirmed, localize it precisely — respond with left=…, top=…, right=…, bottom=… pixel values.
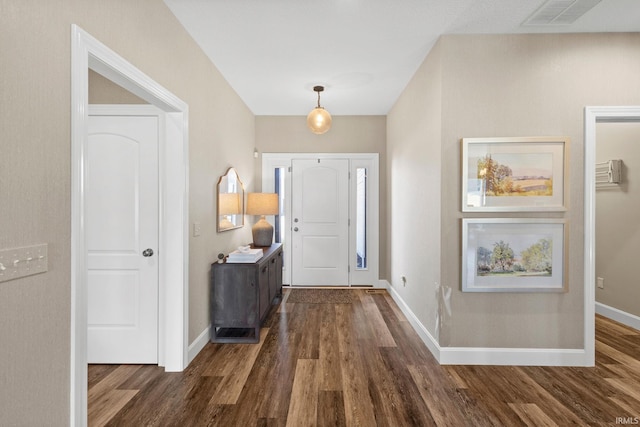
left=142, top=248, right=154, bottom=257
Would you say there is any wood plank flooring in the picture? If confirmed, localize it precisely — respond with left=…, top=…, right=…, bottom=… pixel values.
left=89, top=289, right=640, bottom=426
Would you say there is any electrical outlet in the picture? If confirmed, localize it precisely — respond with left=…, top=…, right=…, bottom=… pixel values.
left=597, top=277, right=604, bottom=289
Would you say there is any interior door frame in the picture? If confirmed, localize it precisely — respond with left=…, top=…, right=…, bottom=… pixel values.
left=584, top=106, right=640, bottom=367
left=262, top=153, right=379, bottom=287
left=71, top=25, right=189, bottom=425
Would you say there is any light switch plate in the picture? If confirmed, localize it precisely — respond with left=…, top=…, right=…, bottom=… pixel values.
left=193, top=222, right=201, bottom=237
left=0, top=244, right=48, bottom=283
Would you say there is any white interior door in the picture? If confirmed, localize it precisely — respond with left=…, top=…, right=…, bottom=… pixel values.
left=87, top=113, right=159, bottom=364
left=291, top=159, right=349, bottom=286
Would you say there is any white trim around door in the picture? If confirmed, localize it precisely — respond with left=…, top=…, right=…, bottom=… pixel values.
left=262, top=153, right=379, bottom=287
left=584, top=106, right=640, bottom=368
left=71, top=25, right=189, bottom=426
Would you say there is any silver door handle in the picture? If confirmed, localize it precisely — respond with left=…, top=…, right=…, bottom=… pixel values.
left=142, top=248, right=154, bottom=257
left=293, top=227, right=299, bottom=232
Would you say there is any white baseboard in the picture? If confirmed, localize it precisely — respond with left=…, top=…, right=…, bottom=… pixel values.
left=383, top=281, right=441, bottom=360
left=188, top=325, right=210, bottom=363
left=383, top=279, right=589, bottom=366
left=439, top=347, right=587, bottom=366
left=596, top=302, right=640, bottom=331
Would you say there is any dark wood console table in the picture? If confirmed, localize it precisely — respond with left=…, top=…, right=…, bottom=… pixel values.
left=210, top=243, right=283, bottom=343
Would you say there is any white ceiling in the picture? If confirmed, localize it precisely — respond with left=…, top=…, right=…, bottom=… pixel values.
left=163, top=0, right=640, bottom=115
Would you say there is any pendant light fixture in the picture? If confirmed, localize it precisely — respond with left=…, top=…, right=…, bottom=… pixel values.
left=306, top=85, right=332, bottom=135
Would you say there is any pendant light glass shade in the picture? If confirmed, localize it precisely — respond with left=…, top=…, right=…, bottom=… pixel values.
left=307, top=86, right=332, bottom=134
left=307, top=107, right=332, bottom=134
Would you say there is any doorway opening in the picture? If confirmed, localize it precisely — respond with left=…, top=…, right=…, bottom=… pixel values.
left=584, top=106, right=640, bottom=367
left=71, top=25, right=189, bottom=425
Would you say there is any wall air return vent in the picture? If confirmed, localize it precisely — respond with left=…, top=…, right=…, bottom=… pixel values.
left=523, top=0, right=601, bottom=26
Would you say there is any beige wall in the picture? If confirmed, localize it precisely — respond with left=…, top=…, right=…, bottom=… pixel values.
left=596, top=122, right=640, bottom=317
left=255, top=115, right=388, bottom=280
left=0, top=1, right=254, bottom=424
left=388, top=33, right=640, bottom=349
left=89, top=70, right=147, bottom=104
left=387, top=42, right=443, bottom=339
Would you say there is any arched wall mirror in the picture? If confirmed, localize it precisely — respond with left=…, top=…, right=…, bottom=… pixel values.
left=217, top=167, right=244, bottom=232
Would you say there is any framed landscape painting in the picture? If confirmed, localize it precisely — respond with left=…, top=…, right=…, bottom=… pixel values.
left=462, top=137, right=568, bottom=212
left=462, top=218, right=567, bottom=293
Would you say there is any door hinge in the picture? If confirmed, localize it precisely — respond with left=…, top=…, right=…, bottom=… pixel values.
left=348, top=218, right=350, bottom=226
left=288, top=166, right=292, bottom=172
left=348, top=265, right=351, bottom=273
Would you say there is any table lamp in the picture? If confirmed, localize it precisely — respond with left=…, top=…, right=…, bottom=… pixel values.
left=246, top=193, right=279, bottom=246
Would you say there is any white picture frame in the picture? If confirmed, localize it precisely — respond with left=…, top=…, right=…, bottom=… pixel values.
left=462, top=137, right=569, bottom=212
left=462, top=218, right=567, bottom=293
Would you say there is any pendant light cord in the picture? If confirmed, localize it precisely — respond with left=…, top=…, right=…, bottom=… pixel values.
left=313, top=85, right=324, bottom=109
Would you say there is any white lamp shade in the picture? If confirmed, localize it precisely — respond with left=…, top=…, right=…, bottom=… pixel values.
left=246, top=193, right=279, bottom=216
left=307, top=107, right=332, bottom=134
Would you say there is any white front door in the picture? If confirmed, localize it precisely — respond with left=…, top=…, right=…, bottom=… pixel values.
left=86, top=113, right=159, bottom=364
left=291, top=159, right=349, bottom=286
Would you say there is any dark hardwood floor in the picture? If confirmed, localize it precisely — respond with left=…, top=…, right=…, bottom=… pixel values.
left=89, top=289, right=640, bottom=426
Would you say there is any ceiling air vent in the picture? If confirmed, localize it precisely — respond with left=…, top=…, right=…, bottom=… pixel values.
left=523, top=0, right=601, bottom=26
